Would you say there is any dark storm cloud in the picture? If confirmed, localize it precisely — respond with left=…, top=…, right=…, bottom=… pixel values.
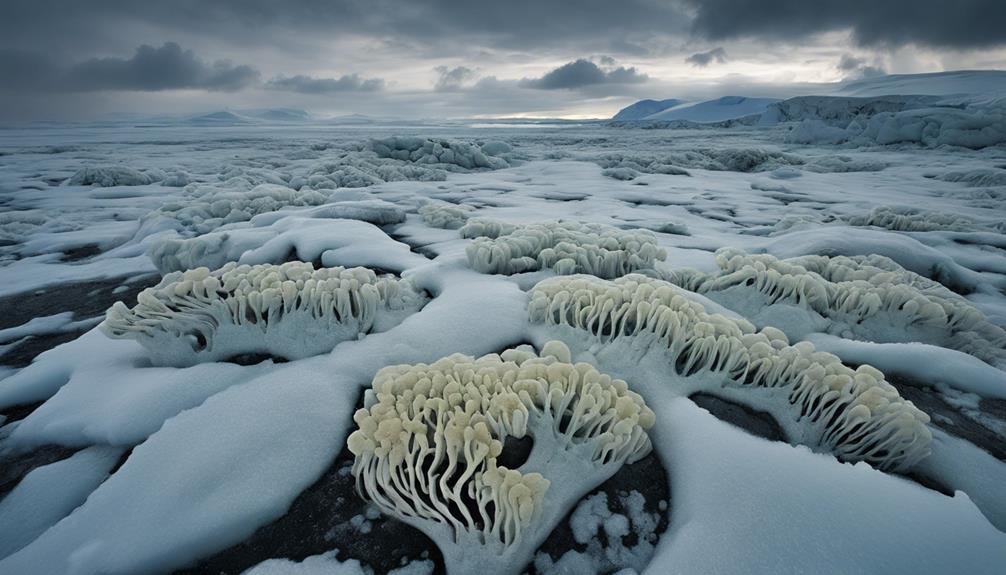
left=685, top=0, right=1006, bottom=49
left=520, top=60, right=648, bottom=89
left=434, top=66, right=478, bottom=91
left=1, top=43, right=259, bottom=92
left=686, top=47, right=728, bottom=67
left=0, top=0, right=689, bottom=56
left=68, top=43, right=259, bottom=91
left=837, top=54, right=886, bottom=79
left=266, top=74, right=385, bottom=94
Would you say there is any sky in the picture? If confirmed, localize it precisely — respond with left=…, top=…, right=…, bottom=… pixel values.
left=1, top=0, right=1005, bottom=121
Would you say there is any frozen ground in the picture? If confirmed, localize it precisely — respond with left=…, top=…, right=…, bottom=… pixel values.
left=0, top=115, right=1004, bottom=574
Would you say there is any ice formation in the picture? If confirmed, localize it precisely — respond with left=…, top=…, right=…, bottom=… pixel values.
left=347, top=341, right=654, bottom=575
left=774, top=96, right=1006, bottom=149
left=301, top=155, right=447, bottom=189
left=418, top=201, right=474, bottom=229
left=847, top=205, right=978, bottom=232
left=671, top=249, right=1006, bottom=366
left=140, top=183, right=329, bottom=236
left=459, top=218, right=517, bottom=240
left=529, top=274, right=932, bottom=471
left=463, top=220, right=666, bottom=277
left=65, top=166, right=154, bottom=187
left=101, top=262, right=428, bottom=366
left=370, top=137, right=512, bottom=170
left=588, top=148, right=801, bottom=174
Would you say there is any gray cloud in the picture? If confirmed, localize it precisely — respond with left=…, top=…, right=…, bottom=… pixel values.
left=686, top=0, right=1006, bottom=49
left=0, top=1, right=690, bottom=57
left=686, top=47, right=728, bottom=67
left=68, top=43, right=259, bottom=91
left=1, top=42, right=259, bottom=92
left=837, top=54, right=886, bottom=79
left=434, top=66, right=478, bottom=91
left=520, top=59, right=648, bottom=89
left=266, top=74, right=384, bottom=94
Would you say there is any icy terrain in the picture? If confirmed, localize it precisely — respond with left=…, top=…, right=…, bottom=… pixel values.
left=0, top=106, right=1005, bottom=575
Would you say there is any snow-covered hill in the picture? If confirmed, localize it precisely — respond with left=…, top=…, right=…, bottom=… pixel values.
left=612, top=99, right=683, bottom=121
left=643, top=96, right=779, bottom=122
left=837, top=70, right=1006, bottom=98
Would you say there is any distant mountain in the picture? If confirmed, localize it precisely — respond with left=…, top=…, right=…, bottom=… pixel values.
left=324, top=113, right=383, bottom=124
left=182, top=111, right=254, bottom=125
left=836, top=70, right=1006, bottom=98
left=241, top=108, right=311, bottom=121
left=643, top=96, right=780, bottom=123
left=612, top=99, right=683, bottom=120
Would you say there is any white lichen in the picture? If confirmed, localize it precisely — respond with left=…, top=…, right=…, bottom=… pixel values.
left=141, top=183, right=329, bottom=236
left=370, top=137, right=512, bottom=170
left=65, top=166, right=154, bottom=187
left=463, top=220, right=666, bottom=277
left=101, top=261, right=427, bottom=366
left=347, top=341, right=654, bottom=575
left=529, top=274, right=932, bottom=472
left=847, top=206, right=978, bottom=232
left=419, top=202, right=474, bottom=229
left=669, top=248, right=1006, bottom=366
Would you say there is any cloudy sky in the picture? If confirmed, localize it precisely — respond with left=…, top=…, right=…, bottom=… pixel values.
left=2, top=0, right=1005, bottom=121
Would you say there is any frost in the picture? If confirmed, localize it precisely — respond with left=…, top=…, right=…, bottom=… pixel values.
left=534, top=491, right=659, bottom=575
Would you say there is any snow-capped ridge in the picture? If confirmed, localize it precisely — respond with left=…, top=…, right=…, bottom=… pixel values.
left=612, top=99, right=683, bottom=121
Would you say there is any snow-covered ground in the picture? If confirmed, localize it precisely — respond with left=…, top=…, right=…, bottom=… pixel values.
left=0, top=113, right=1004, bottom=574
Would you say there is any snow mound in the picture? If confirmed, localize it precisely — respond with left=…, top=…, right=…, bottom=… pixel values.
left=347, top=340, right=653, bottom=575
left=0, top=446, right=123, bottom=558
left=148, top=212, right=422, bottom=274
left=671, top=249, right=1006, bottom=366
left=530, top=274, right=932, bottom=472
left=463, top=220, right=666, bottom=277
left=369, top=137, right=513, bottom=170
left=244, top=551, right=433, bottom=575
left=102, top=262, right=428, bottom=366
left=646, top=398, right=1006, bottom=574
left=66, top=166, right=154, bottom=187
